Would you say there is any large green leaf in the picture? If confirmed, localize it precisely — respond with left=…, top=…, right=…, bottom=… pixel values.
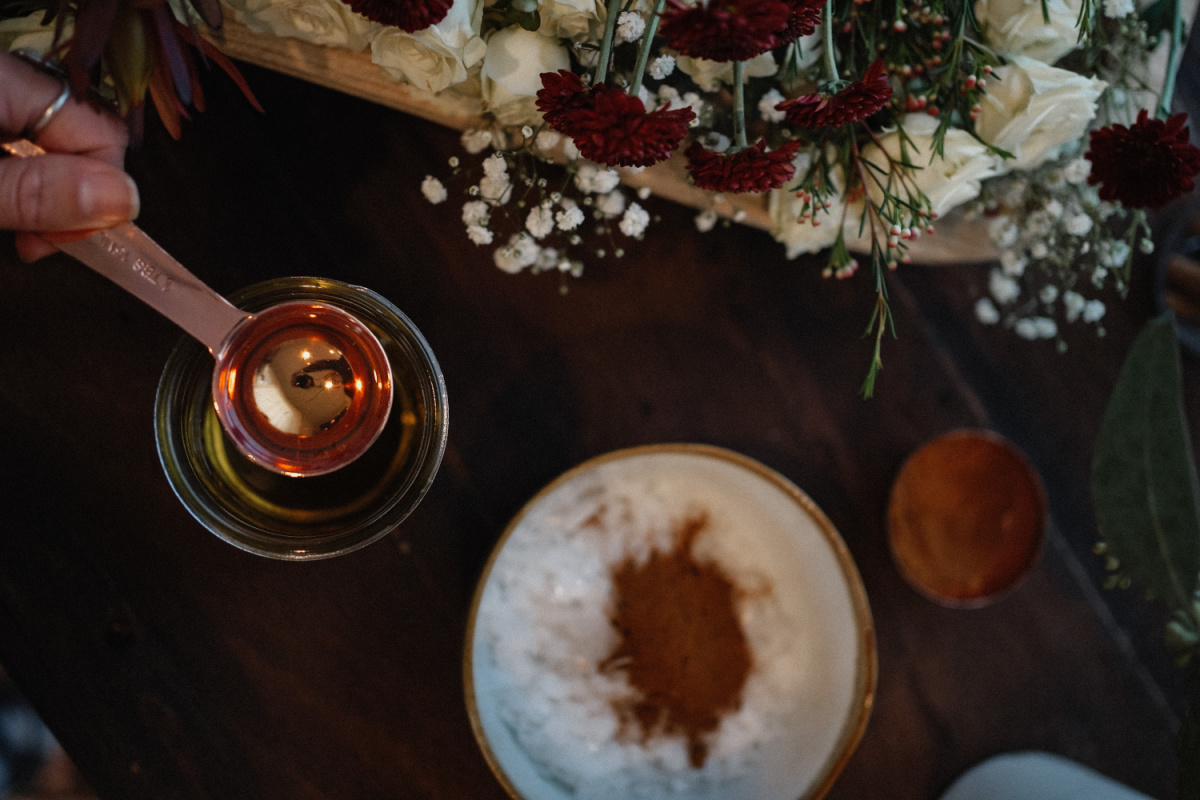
left=1091, top=314, right=1200, bottom=611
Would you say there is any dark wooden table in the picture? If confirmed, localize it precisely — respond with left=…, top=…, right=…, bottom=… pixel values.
left=0, top=58, right=1193, bottom=800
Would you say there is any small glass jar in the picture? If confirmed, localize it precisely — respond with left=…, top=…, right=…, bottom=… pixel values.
left=155, top=277, right=448, bottom=560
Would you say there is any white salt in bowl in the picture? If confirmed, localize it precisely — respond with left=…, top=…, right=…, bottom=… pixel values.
left=463, top=444, right=876, bottom=800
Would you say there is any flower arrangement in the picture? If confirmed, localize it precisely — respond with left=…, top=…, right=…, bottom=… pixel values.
left=2, top=0, right=1199, bottom=391
left=410, top=0, right=1199, bottom=393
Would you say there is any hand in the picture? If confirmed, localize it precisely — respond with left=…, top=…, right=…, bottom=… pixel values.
left=0, top=50, right=139, bottom=262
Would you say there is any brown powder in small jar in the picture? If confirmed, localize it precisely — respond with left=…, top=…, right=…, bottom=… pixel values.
left=599, top=511, right=753, bottom=768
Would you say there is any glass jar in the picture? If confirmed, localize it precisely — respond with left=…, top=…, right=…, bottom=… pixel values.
left=155, top=277, right=448, bottom=560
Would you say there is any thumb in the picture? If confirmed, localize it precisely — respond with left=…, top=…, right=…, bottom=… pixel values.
left=0, top=153, right=139, bottom=233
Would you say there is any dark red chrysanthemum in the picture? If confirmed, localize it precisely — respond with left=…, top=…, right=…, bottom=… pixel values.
left=776, top=59, right=893, bottom=128
left=537, top=72, right=695, bottom=168
left=778, top=0, right=825, bottom=44
left=1085, top=110, right=1200, bottom=210
left=340, top=0, right=452, bottom=31
left=536, top=70, right=597, bottom=136
left=685, top=139, right=803, bottom=193
left=659, top=0, right=792, bottom=62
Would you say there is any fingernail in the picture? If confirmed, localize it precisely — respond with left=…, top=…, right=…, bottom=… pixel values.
left=78, top=172, right=140, bottom=224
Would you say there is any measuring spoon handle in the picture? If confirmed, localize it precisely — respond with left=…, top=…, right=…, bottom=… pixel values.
left=3, top=138, right=249, bottom=352
left=55, top=223, right=249, bottom=351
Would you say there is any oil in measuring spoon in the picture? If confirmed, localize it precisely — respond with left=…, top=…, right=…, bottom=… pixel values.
left=202, top=342, right=425, bottom=527
left=213, top=302, right=392, bottom=477
left=249, top=334, right=355, bottom=436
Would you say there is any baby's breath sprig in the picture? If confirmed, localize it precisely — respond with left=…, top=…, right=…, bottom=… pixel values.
left=968, top=149, right=1157, bottom=349
left=424, top=123, right=662, bottom=284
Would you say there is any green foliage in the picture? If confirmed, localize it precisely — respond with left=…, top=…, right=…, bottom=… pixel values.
left=1141, top=0, right=1182, bottom=42
left=483, top=0, right=540, bottom=33
left=1091, top=313, right=1200, bottom=799
left=1091, top=314, right=1200, bottom=611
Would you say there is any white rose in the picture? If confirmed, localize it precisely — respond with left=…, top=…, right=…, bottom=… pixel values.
left=538, top=0, right=606, bottom=39
left=1103, top=0, right=1134, bottom=17
left=790, top=27, right=825, bottom=72
left=770, top=191, right=845, bottom=258
left=861, top=114, right=1001, bottom=218
left=225, top=0, right=373, bottom=49
left=369, top=0, right=486, bottom=93
left=768, top=150, right=848, bottom=258
left=975, top=55, right=1105, bottom=172
left=675, top=52, right=777, bottom=92
left=480, top=26, right=570, bottom=126
left=975, top=0, right=1084, bottom=63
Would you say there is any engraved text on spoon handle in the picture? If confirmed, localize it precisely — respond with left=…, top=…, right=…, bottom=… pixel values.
left=3, top=138, right=250, bottom=352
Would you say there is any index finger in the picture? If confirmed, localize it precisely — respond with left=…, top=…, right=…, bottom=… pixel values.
left=0, top=50, right=129, bottom=168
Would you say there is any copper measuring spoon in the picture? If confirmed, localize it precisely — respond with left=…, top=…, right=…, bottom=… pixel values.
left=3, top=138, right=393, bottom=477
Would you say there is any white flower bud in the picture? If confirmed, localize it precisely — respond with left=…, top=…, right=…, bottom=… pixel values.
left=616, top=11, right=645, bottom=43
left=695, top=209, right=718, bottom=233
left=421, top=176, right=448, bottom=204
left=649, top=55, right=676, bottom=80
left=989, top=269, right=1021, bottom=304
left=975, top=297, right=1001, bottom=324
left=619, top=203, right=651, bottom=237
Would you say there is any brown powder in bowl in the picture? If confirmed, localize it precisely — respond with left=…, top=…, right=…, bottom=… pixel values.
left=887, top=430, right=1046, bottom=606
left=600, top=512, right=753, bottom=768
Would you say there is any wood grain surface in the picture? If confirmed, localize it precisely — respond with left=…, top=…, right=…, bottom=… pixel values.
left=0, top=59, right=1192, bottom=800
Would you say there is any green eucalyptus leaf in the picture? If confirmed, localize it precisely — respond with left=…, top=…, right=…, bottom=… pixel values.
left=1091, top=314, right=1200, bottom=612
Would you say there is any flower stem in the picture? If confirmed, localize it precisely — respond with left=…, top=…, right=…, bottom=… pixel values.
left=595, top=0, right=623, bottom=85
left=629, top=0, right=667, bottom=97
left=849, top=136, right=895, bottom=398
left=822, top=0, right=838, bottom=83
left=733, top=60, right=748, bottom=150
left=1157, top=0, right=1183, bottom=119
